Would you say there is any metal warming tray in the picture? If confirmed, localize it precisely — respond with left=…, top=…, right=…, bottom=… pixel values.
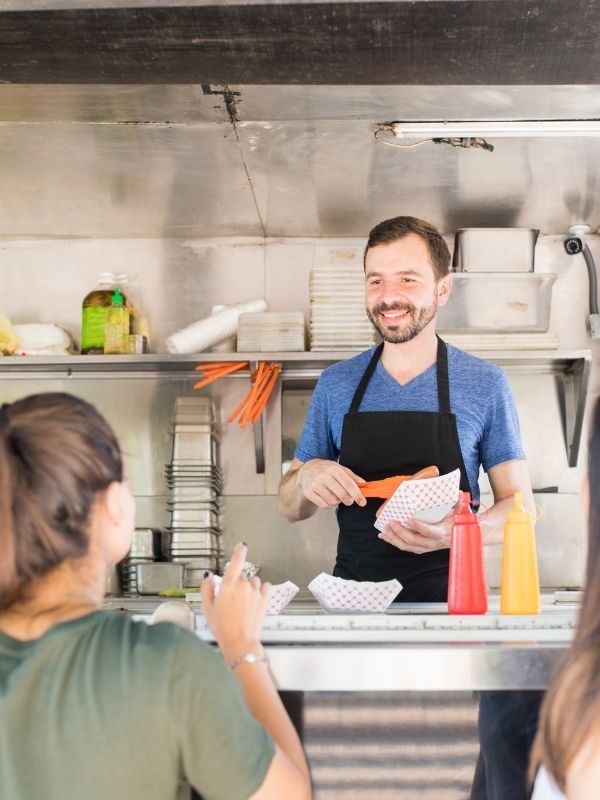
left=453, top=228, right=539, bottom=272
left=437, top=273, right=556, bottom=333
left=135, top=562, right=185, bottom=595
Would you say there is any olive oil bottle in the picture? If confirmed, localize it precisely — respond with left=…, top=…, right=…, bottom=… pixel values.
left=81, top=274, right=128, bottom=354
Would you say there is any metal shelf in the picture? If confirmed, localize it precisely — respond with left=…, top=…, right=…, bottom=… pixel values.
left=0, top=348, right=591, bottom=467
left=0, top=348, right=590, bottom=372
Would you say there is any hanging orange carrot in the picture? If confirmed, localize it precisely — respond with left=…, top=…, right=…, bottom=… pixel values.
left=193, top=361, right=248, bottom=390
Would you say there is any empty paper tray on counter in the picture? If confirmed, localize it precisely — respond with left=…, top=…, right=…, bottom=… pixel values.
left=196, top=576, right=300, bottom=615
left=308, top=572, right=401, bottom=613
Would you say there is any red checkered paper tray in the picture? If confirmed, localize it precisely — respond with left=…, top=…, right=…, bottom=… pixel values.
left=308, top=572, right=402, bottom=613
left=374, top=468, right=461, bottom=533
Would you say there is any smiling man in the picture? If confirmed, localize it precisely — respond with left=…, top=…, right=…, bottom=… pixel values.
left=278, top=215, right=541, bottom=800
left=279, top=215, right=533, bottom=599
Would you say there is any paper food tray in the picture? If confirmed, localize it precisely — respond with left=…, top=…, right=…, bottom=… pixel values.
left=374, top=468, right=461, bottom=532
left=308, top=572, right=401, bottom=613
left=192, top=576, right=299, bottom=615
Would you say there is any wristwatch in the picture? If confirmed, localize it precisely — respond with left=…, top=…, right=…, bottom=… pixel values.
left=228, top=651, right=269, bottom=671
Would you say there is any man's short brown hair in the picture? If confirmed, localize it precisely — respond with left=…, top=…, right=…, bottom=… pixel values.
left=364, top=216, right=451, bottom=281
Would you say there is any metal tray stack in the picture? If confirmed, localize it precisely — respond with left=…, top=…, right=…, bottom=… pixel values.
left=163, top=397, right=223, bottom=585
left=119, top=528, right=162, bottom=596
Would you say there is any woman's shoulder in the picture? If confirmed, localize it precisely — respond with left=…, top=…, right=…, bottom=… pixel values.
left=77, top=610, right=217, bottom=669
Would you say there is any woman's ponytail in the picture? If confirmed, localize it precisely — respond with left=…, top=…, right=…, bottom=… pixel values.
left=0, top=404, right=18, bottom=604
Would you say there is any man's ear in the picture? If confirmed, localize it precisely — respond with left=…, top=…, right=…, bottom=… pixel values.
left=437, top=274, right=452, bottom=307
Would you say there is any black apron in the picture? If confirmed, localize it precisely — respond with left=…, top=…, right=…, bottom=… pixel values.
left=334, top=336, right=472, bottom=602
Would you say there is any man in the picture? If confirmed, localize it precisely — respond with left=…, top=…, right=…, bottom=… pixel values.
left=278, top=215, right=540, bottom=798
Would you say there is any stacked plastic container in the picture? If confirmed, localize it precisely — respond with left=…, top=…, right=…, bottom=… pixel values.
left=236, top=311, right=306, bottom=352
left=163, top=397, right=223, bottom=584
left=309, top=258, right=378, bottom=350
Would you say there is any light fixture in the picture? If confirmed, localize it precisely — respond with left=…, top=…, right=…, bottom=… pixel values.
left=387, top=119, right=600, bottom=138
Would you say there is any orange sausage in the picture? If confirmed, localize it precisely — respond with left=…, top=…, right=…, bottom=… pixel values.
left=358, top=465, right=439, bottom=499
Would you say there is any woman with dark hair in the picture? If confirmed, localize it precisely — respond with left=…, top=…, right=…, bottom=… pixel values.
left=0, top=392, right=310, bottom=800
left=531, top=396, right=600, bottom=799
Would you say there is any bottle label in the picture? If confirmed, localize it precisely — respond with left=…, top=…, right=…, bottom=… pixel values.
left=81, top=307, right=109, bottom=351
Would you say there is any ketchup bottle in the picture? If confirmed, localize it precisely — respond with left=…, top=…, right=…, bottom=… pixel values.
left=448, top=491, right=488, bottom=614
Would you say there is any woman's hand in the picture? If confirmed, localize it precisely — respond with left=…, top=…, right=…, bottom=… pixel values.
left=201, top=542, right=271, bottom=662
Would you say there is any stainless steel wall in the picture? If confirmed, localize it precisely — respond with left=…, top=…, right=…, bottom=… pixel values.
left=1, top=233, right=598, bottom=588
left=2, top=84, right=600, bottom=237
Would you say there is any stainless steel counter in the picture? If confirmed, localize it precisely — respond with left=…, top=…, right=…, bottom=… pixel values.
left=105, top=593, right=578, bottom=692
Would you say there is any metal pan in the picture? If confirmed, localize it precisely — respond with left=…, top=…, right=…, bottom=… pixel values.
left=166, top=531, right=218, bottom=545
left=136, top=563, right=185, bottom=595
left=171, top=556, right=218, bottom=568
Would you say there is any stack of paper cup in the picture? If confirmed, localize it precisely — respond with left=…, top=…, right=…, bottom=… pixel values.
left=165, top=299, right=267, bottom=354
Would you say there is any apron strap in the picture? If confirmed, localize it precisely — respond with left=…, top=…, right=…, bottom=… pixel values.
left=349, top=337, right=451, bottom=414
left=349, top=343, right=383, bottom=412
left=435, top=335, right=451, bottom=414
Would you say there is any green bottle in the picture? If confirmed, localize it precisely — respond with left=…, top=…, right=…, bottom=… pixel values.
left=103, top=289, right=130, bottom=355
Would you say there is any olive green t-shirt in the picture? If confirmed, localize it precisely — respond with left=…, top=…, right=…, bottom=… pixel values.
left=0, top=611, right=275, bottom=800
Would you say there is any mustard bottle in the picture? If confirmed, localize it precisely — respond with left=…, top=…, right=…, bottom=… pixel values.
left=500, top=492, right=540, bottom=614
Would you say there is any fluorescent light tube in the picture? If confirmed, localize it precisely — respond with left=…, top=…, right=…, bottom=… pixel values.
left=391, top=120, right=600, bottom=138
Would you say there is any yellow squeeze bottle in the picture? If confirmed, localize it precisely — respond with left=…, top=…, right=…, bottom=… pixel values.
left=500, top=492, right=540, bottom=614
left=103, top=289, right=130, bottom=355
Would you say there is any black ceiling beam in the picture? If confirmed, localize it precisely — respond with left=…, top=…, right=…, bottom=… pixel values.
left=0, top=1, right=599, bottom=85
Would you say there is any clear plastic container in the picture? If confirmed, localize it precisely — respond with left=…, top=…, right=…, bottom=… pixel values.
left=437, top=273, right=556, bottom=333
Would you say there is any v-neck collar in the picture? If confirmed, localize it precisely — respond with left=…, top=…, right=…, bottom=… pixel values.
left=376, top=355, right=437, bottom=390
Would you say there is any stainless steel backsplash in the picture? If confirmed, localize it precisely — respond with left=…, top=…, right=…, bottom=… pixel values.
left=2, top=233, right=599, bottom=588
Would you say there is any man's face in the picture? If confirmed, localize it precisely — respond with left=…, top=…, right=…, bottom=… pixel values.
left=364, top=234, right=451, bottom=344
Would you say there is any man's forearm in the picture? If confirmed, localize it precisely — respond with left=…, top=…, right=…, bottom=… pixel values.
left=278, top=466, right=317, bottom=522
left=481, top=492, right=536, bottom=546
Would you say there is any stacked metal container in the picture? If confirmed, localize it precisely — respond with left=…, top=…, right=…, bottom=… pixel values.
left=163, top=397, right=223, bottom=585
left=119, top=528, right=162, bottom=595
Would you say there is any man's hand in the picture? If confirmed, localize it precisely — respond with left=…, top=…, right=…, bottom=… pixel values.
left=296, top=458, right=367, bottom=509
left=378, top=514, right=453, bottom=554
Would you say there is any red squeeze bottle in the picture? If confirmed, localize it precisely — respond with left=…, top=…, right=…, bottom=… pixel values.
left=447, top=491, right=488, bottom=615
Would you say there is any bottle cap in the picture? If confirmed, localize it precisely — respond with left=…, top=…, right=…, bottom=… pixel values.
left=505, top=491, right=533, bottom=524
left=453, top=490, right=475, bottom=523
left=111, top=288, right=124, bottom=305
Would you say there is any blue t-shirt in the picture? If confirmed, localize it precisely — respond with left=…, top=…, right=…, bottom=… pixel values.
left=295, top=344, right=525, bottom=501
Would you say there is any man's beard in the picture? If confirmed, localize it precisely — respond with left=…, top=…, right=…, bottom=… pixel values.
left=366, top=297, right=438, bottom=343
